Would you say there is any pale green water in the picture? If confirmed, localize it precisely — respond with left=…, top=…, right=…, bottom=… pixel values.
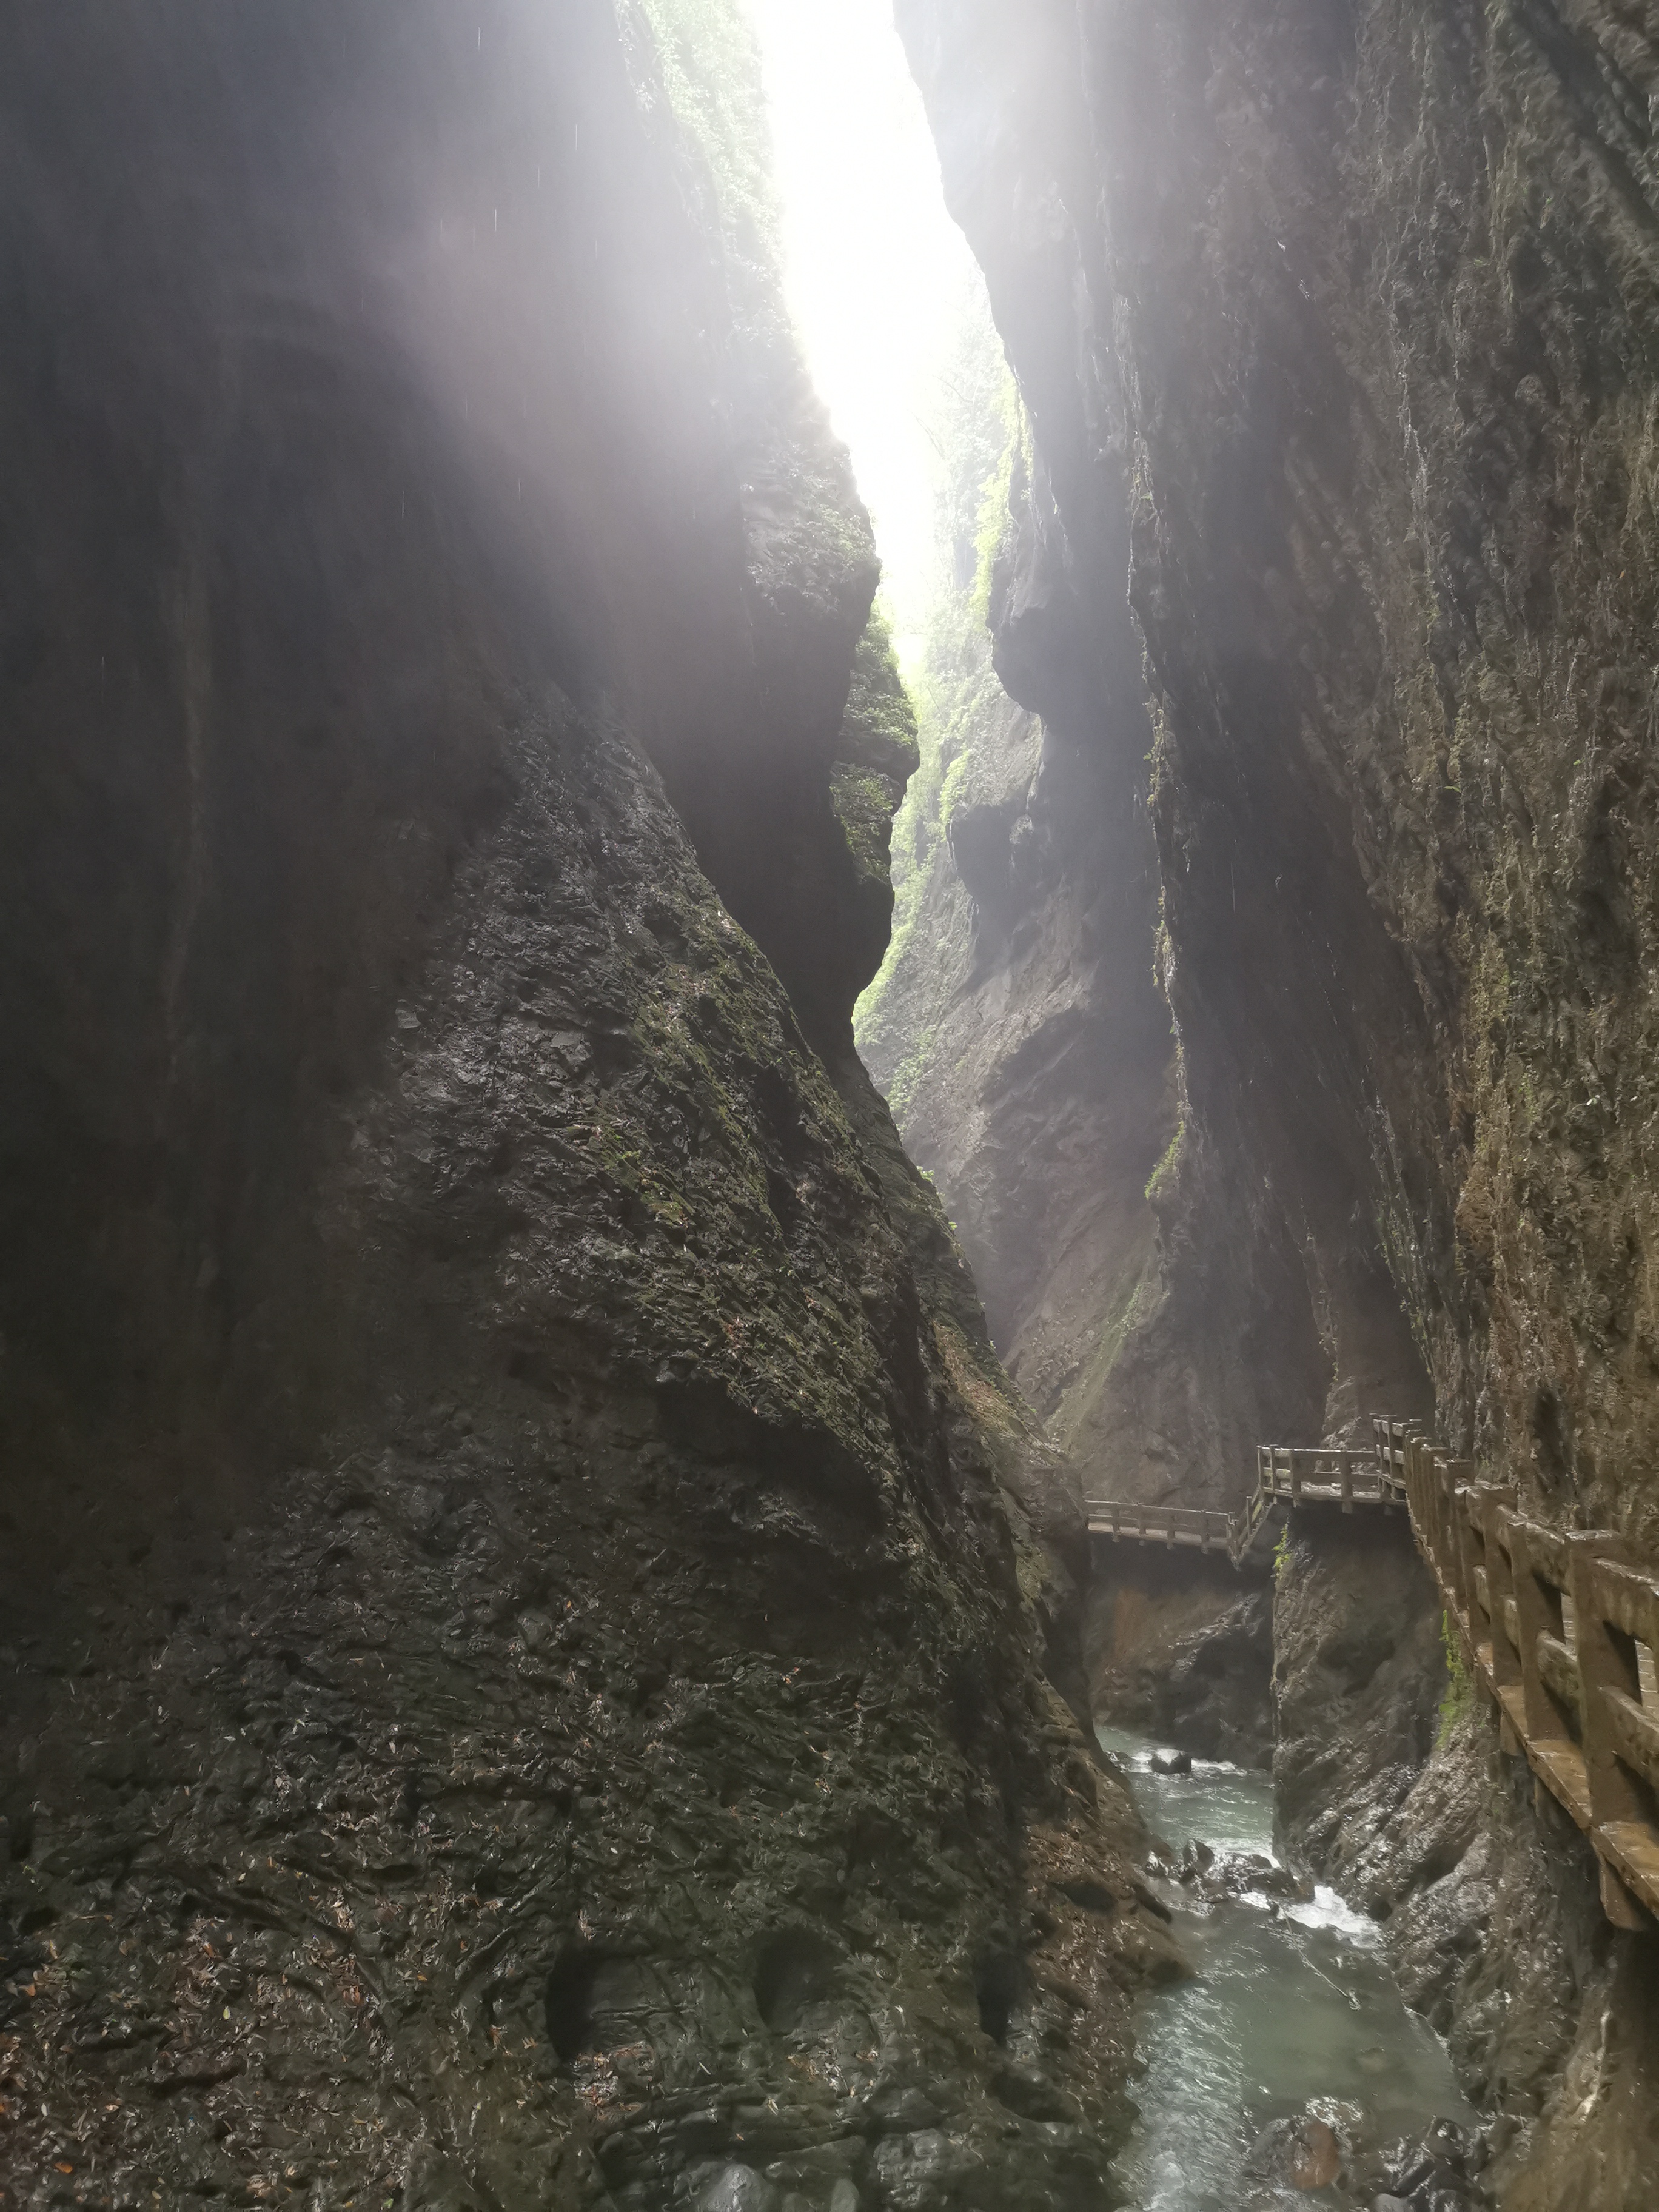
left=1099, top=1728, right=1476, bottom=2212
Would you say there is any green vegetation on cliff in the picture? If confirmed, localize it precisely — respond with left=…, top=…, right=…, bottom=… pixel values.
left=970, top=374, right=1029, bottom=626
left=854, top=298, right=1013, bottom=1098
left=635, top=0, right=780, bottom=271
left=837, top=602, right=920, bottom=779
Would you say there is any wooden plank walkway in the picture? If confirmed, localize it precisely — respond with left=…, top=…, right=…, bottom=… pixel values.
left=1086, top=1444, right=1407, bottom=1569
left=1088, top=1414, right=1659, bottom=1931
left=1085, top=1500, right=1236, bottom=1555
left=1392, top=1422, right=1659, bottom=1932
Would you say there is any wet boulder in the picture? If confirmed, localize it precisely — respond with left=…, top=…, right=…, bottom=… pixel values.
left=1205, top=1851, right=1316, bottom=1903
left=1378, top=2120, right=1473, bottom=2203
left=1178, top=1837, right=1215, bottom=1883
left=699, top=2167, right=781, bottom=2212
left=1245, top=2111, right=1344, bottom=2191
left=1359, top=2118, right=1491, bottom=2212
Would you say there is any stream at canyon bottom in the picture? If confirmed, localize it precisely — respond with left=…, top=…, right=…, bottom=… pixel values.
left=1100, top=1728, right=1476, bottom=2212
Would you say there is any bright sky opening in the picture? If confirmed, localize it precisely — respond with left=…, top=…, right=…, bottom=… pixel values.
left=743, top=0, right=986, bottom=668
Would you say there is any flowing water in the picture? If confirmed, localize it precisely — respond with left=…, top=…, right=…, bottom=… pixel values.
left=1100, top=1728, right=1476, bottom=2212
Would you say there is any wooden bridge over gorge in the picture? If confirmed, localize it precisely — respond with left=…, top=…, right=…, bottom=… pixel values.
left=1088, top=1418, right=1659, bottom=1931
left=1087, top=1439, right=1407, bottom=1569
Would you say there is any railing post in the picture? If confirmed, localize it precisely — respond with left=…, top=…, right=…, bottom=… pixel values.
left=1444, top=1460, right=1476, bottom=1624
left=1414, top=1438, right=1433, bottom=1564
left=1341, top=1452, right=1354, bottom=1514
left=1289, top=1448, right=1301, bottom=1507
left=1510, top=1520, right=1570, bottom=1748
left=1432, top=1453, right=1455, bottom=1592
left=1484, top=1497, right=1521, bottom=1752
left=1408, top=1435, right=1424, bottom=1550
left=1405, top=1435, right=1424, bottom=1550
left=1449, top=1463, right=1476, bottom=1619
left=1569, top=1540, right=1651, bottom=1929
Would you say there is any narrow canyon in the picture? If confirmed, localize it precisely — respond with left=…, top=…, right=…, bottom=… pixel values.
left=2, top=4, right=1657, bottom=2211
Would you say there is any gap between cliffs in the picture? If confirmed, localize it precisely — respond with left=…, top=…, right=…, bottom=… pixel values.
left=763, top=2, right=1659, bottom=2208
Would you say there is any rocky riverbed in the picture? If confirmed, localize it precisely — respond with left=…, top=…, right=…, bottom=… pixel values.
left=1103, top=1730, right=1492, bottom=2212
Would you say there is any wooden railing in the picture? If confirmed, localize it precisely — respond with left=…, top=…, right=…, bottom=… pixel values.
left=1086, top=1441, right=1407, bottom=1569
left=1087, top=1412, right=1659, bottom=1928
left=1398, top=1432, right=1659, bottom=1931
left=1236, top=1444, right=1406, bottom=1555
left=1085, top=1499, right=1236, bottom=1555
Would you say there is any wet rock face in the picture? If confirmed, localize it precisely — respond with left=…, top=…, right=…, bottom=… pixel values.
left=0, top=5, right=1179, bottom=2204
left=889, top=0, right=1423, bottom=1503
left=854, top=324, right=1180, bottom=1513
left=1272, top=1520, right=1446, bottom=1879
left=899, top=0, right=1659, bottom=1524
left=862, top=504, right=1177, bottom=1500
left=1346, top=1717, right=1659, bottom=2206
left=1087, top=1553, right=1274, bottom=1769
left=900, top=0, right=1659, bottom=2188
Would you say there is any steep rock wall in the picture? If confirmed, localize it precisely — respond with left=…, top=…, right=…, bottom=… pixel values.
left=898, top=0, right=1659, bottom=2195
left=856, top=321, right=1181, bottom=1512
left=0, top=8, right=1179, bottom=2207
left=1085, top=1553, right=1273, bottom=1767
left=1351, top=1717, right=1659, bottom=2207
left=899, top=0, right=1659, bottom=1524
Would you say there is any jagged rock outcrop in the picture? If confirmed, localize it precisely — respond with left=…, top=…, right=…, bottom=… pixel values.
left=1269, top=1515, right=1659, bottom=2202
left=855, top=281, right=1184, bottom=1516
left=899, top=0, right=1659, bottom=1535
left=1085, top=1553, right=1273, bottom=1768
left=1343, top=1710, right=1659, bottom=2206
left=1272, top=1521, right=1448, bottom=1871
left=0, top=7, right=1181, bottom=2205
left=897, top=0, right=1659, bottom=2193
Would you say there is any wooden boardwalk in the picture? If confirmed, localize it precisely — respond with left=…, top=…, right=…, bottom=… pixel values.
left=1088, top=1416, right=1659, bottom=1930
left=1085, top=1499, right=1236, bottom=1556
left=1392, top=1423, right=1659, bottom=1932
left=1087, top=1443, right=1407, bottom=1569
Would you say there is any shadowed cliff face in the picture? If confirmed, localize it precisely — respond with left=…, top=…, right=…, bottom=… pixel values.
left=0, top=7, right=1185, bottom=2205
left=855, top=317, right=1188, bottom=1510
left=898, top=0, right=1659, bottom=1526
left=897, top=0, right=1659, bottom=2194
left=873, top=0, right=1415, bottom=1518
